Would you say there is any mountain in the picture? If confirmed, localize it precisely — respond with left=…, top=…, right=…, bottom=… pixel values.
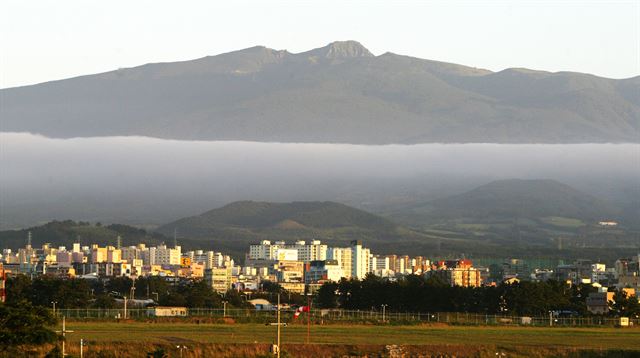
left=155, top=201, right=454, bottom=257
left=157, top=200, right=397, bottom=238
left=2, top=41, right=638, bottom=144
left=391, top=179, right=620, bottom=224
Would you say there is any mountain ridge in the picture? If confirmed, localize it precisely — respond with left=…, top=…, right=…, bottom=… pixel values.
left=2, top=41, right=638, bottom=144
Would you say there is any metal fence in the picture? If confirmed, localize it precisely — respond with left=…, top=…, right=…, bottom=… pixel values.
left=54, top=308, right=639, bottom=327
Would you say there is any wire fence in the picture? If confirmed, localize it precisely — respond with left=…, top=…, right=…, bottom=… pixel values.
left=54, top=308, right=639, bottom=327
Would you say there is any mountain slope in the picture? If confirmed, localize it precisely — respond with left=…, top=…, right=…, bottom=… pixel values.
left=157, top=200, right=398, bottom=238
left=154, top=201, right=469, bottom=257
left=392, top=179, right=620, bottom=223
left=2, top=41, right=638, bottom=144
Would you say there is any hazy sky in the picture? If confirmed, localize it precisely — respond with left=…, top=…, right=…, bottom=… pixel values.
left=1, top=0, right=638, bottom=88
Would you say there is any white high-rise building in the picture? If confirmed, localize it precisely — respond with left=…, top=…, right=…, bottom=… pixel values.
left=328, top=247, right=352, bottom=279
left=249, top=240, right=327, bottom=262
left=275, top=248, right=298, bottom=261
left=370, top=255, right=390, bottom=271
left=350, top=240, right=370, bottom=279
left=249, top=240, right=286, bottom=260
left=192, top=250, right=219, bottom=269
left=149, top=244, right=181, bottom=266
left=293, top=240, right=327, bottom=262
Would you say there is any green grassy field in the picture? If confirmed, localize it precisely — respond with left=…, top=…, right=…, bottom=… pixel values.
left=64, top=322, right=640, bottom=350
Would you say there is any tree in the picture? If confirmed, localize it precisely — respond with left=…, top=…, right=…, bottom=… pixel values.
left=147, top=348, right=168, bottom=358
left=5, top=275, right=33, bottom=304
left=93, top=294, right=117, bottom=308
left=0, top=301, right=58, bottom=354
left=225, top=289, right=250, bottom=308
left=183, top=280, right=223, bottom=308
left=260, top=280, right=283, bottom=293
left=317, top=282, right=338, bottom=308
left=610, top=291, right=640, bottom=318
left=44, top=345, right=63, bottom=358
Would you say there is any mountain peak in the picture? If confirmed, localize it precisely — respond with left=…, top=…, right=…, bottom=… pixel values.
left=305, top=40, right=373, bottom=59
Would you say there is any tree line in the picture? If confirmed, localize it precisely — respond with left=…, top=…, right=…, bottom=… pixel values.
left=5, top=273, right=638, bottom=317
left=4, top=275, right=307, bottom=310
left=316, top=274, right=640, bottom=317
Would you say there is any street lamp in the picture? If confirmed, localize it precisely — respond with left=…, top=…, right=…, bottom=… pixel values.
left=222, top=300, right=228, bottom=317
left=381, top=304, right=389, bottom=323
left=51, top=301, right=58, bottom=316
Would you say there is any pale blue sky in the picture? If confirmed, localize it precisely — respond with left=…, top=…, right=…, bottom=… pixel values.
left=1, top=0, right=638, bottom=88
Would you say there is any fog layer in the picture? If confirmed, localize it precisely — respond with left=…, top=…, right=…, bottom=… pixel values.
left=1, top=132, right=638, bottom=229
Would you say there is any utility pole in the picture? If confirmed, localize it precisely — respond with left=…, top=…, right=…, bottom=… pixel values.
left=80, top=339, right=86, bottom=358
left=277, top=294, right=281, bottom=358
left=130, top=278, right=136, bottom=301
left=55, top=316, right=74, bottom=357
left=306, top=293, right=311, bottom=345
left=381, top=304, right=388, bottom=323
left=51, top=301, right=57, bottom=316
left=266, top=294, right=287, bottom=357
left=123, top=296, right=128, bottom=319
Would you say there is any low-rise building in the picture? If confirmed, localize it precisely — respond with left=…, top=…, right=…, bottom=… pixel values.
left=586, top=291, right=615, bottom=314
left=426, top=260, right=482, bottom=287
left=147, top=306, right=188, bottom=317
left=305, top=260, right=343, bottom=284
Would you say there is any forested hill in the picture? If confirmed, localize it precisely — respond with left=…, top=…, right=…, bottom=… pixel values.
left=2, top=41, right=638, bottom=144
left=156, top=200, right=398, bottom=238
left=154, top=201, right=447, bottom=256
left=0, top=221, right=166, bottom=250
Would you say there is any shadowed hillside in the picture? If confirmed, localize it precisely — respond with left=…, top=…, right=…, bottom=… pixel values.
left=393, top=179, right=619, bottom=223
left=157, top=201, right=397, bottom=238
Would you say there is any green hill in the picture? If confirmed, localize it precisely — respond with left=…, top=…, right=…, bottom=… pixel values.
left=157, top=200, right=397, bottom=238
left=155, top=201, right=472, bottom=257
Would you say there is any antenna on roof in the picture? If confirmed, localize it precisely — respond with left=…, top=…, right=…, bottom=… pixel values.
left=173, top=228, right=178, bottom=248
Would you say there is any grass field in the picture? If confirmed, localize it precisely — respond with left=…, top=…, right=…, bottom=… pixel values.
left=54, top=321, right=640, bottom=357
left=541, top=216, right=585, bottom=228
